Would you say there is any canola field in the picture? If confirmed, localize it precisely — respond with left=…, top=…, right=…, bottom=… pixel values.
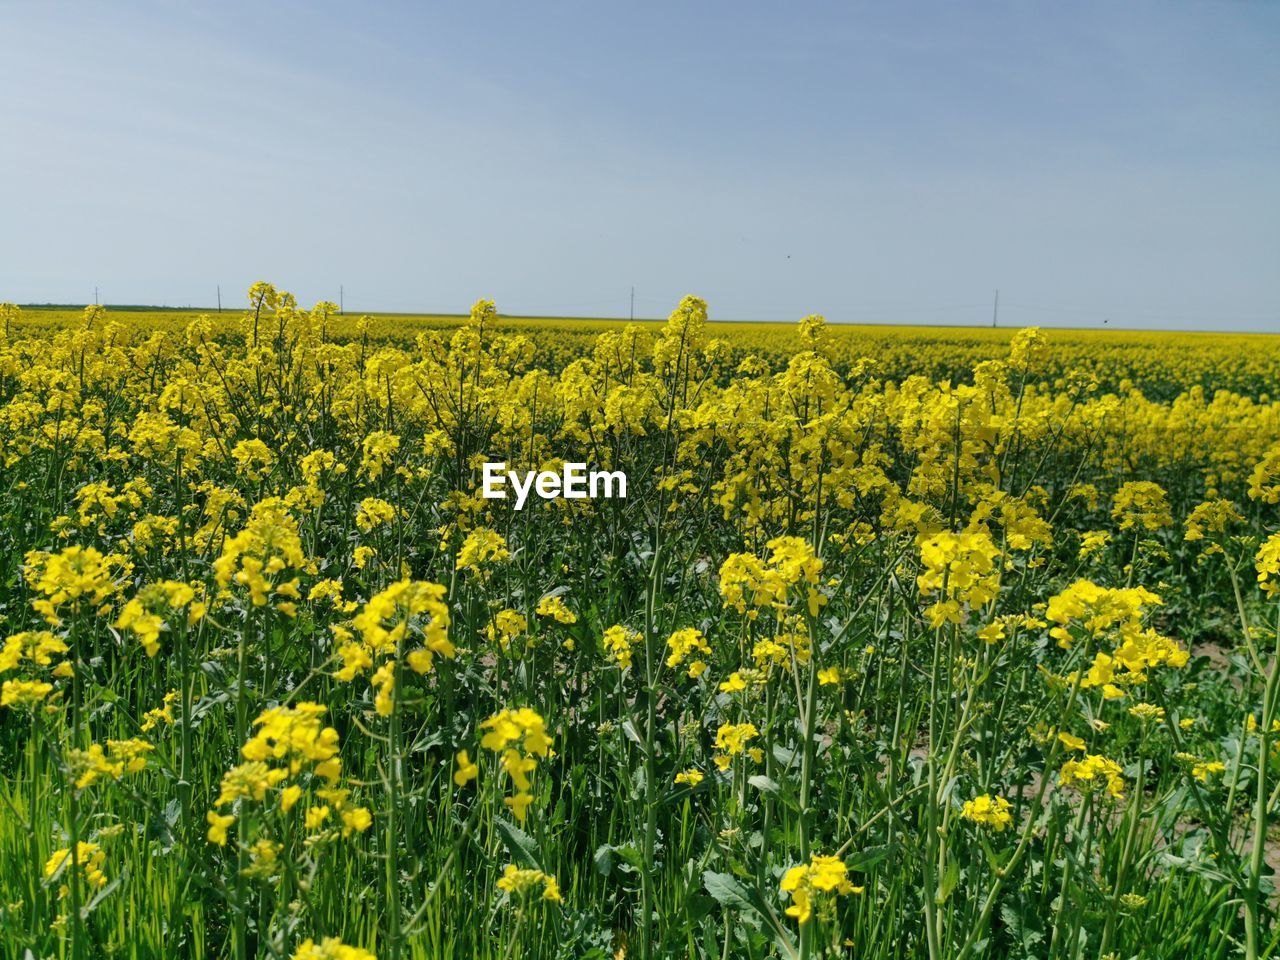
left=2, top=288, right=1280, bottom=960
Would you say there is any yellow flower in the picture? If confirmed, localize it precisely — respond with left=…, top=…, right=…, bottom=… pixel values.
left=351, top=579, right=453, bottom=675
left=1, top=678, right=54, bottom=708
left=535, top=594, right=577, bottom=624
left=453, top=749, right=479, bottom=787
left=720, top=671, right=748, bottom=693
left=780, top=854, right=861, bottom=924
left=44, top=842, right=107, bottom=896
left=241, top=703, right=341, bottom=776
left=207, top=811, right=235, bottom=846
left=713, top=722, right=758, bottom=770
left=355, top=497, right=398, bottom=532
left=360, top=430, right=400, bottom=480
left=1058, top=732, right=1086, bottom=752
left=960, top=793, right=1013, bottom=830
left=1059, top=754, right=1125, bottom=799
left=114, top=580, right=205, bottom=656
left=1077, top=530, right=1111, bottom=561
left=1112, top=481, right=1172, bottom=531
left=140, top=691, right=178, bottom=731
left=67, top=739, right=154, bottom=787
left=1184, top=499, right=1243, bottom=543
left=817, top=667, right=842, bottom=685
left=720, top=536, right=826, bottom=618
left=674, top=769, right=704, bottom=787
left=292, top=936, right=377, bottom=960
left=1120, top=892, right=1148, bottom=910
left=602, top=625, right=640, bottom=671
left=480, top=707, right=553, bottom=821
left=1127, top=702, right=1165, bottom=723
left=455, top=527, right=510, bottom=573
left=496, top=864, right=562, bottom=903
left=977, top=622, right=1005, bottom=645
left=504, top=792, right=534, bottom=822
left=1192, top=760, right=1226, bottom=781
left=1048, top=580, right=1187, bottom=693
left=23, top=545, right=131, bottom=625
left=665, top=627, right=711, bottom=678
left=215, top=761, right=288, bottom=807
left=485, top=609, right=528, bottom=651
left=915, top=531, right=1002, bottom=626
left=0, top=630, right=69, bottom=672
left=1258, top=533, right=1280, bottom=596
left=341, top=807, right=372, bottom=836
left=211, top=499, right=307, bottom=611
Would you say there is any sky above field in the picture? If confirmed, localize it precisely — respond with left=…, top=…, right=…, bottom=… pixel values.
left=2, top=1, right=1278, bottom=331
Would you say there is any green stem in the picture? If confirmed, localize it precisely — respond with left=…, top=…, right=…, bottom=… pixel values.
left=387, top=645, right=405, bottom=960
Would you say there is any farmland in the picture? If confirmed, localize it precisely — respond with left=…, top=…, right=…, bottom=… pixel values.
left=1, top=288, right=1279, bottom=959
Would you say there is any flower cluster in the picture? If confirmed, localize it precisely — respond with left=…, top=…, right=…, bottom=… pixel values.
left=23, top=545, right=131, bottom=625
left=114, top=580, right=207, bottom=656
left=665, top=627, right=711, bottom=678
left=212, top=498, right=309, bottom=613
left=602, top=624, right=639, bottom=671
left=496, top=864, right=562, bottom=903
left=1111, top=481, right=1172, bottom=531
left=67, top=738, right=154, bottom=788
left=1058, top=754, right=1125, bottom=799
left=209, top=703, right=370, bottom=847
left=337, top=579, right=453, bottom=714
left=292, top=937, right=377, bottom=960
left=0, top=629, right=71, bottom=709
left=960, top=793, right=1013, bottom=831
left=1048, top=580, right=1188, bottom=698
left=719, top=536, right=826, bottom=618
left=915, top=531, right=1002, bottom=627
left=456, top=527, right=510, bottom=573
left=779, top=854, right=862, bottom=924
left=713, top=721, right=760, bottom=771
left=479, top=707, right=553, bottom=822
left=44, top=842, right=107, bottom=899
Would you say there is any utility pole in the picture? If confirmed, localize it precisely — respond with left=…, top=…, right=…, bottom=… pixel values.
left=340, top=285, right=344, bottom=315
left=94, top=286, right=99, bottom=305
left=217, top=285, right=222, bottom=313
left=992, top=289, right=999, bottom=328
left=630, top=286, right=635, bottom=322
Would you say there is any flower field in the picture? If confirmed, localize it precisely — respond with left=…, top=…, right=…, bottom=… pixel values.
left=2, top=287, right=1280, bottom=959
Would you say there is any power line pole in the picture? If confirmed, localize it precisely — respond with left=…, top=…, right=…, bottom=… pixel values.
left=217, top=285, right=222, bottom=313
left=630, top=286, right=635, bottom=322
left=992, top=289, right=999, bottom=328
left=340, top=285, right=344, bottom=315
left=94, top=286, right=99, bottom=305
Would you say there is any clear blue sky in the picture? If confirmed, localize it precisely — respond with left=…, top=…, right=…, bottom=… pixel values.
left=2, top=0, right=1277, bottom=330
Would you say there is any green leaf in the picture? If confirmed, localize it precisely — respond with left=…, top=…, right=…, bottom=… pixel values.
left=593, top=842, right=642, bottom=877
left=936, top=856, right=960, bottom=905
left=593, top=844, right=615, bottom=876
left=621, top=720, right=645, bottom=749
left=1000, top=902, right=1044, bottom=950
left=747, top=774, right=780, bottom=795
left=703, top=871, right=798, bottom=958
left=495, top=818, right=540, bottom=869
left=703, top=870, right=753, bottom=911
left=845, top=842, right=900, bottom=872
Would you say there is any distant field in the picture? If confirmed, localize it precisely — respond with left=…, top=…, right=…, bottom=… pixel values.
left=9, top=304, right=1280, bottom=399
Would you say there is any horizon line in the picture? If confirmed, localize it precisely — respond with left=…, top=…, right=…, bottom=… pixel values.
left=8, top=302, right=1279, bottom=337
